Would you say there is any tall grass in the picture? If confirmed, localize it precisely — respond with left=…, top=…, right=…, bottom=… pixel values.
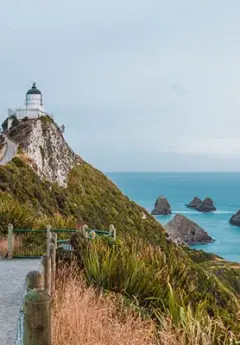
left=155, top=284, right=238, bottom=345
left=0, top=236, right=7, bottom=257
left=35, top=213, right=76, bottom=230
left=52, top=264, right=157, bottom=345
left=71, top=234, right=240, bottom=344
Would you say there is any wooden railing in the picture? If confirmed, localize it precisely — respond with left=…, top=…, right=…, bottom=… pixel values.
left=8, top=224, right=117, bottom=259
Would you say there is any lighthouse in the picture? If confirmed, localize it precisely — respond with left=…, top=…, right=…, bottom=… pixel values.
left=1, top=83, right=52, bottom=132
left=12, top=82, right=48, bottom=119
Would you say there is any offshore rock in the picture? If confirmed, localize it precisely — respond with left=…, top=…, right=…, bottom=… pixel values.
left=151, top=196, right=171, bottom=215
left=165, top=213, right=214, bottom=245
left=186, top=197, right=202, bottom=208
left=230, top=210, right=240, bottom=226
left=196, top=197, right=216, bottom=213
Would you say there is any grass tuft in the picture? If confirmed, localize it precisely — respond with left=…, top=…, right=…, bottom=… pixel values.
left=52, top=264, right=157, bottom=345
left=0, top=236, right=7, bottom=257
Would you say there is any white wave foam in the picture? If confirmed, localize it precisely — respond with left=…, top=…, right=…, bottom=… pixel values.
left=172, top=211, right=200, bottom=214
left=172, top=210, right=234, bottom=215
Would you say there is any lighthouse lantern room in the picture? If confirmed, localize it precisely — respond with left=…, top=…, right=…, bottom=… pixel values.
left=25, top=82, right=44, bottom=111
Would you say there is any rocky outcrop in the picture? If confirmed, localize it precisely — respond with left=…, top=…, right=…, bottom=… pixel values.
left=165, top=214, right=214, bottom=245
left=230, top=210, right=240, bottom=226
left=186, top=197, right=202, bottom=208
left=151, top=196, right=171, bottom=215
left=186, top=196, right=216, bottom=213
left=196, top=197, right=216, bottom=213
left=2, top=116, right=81, bottom=187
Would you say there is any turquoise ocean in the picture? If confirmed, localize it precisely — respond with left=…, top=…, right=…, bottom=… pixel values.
left=106, top=172, right=240, bottom=263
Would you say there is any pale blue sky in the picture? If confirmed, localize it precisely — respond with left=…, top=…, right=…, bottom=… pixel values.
left=1, top=0, right=240, bottom=171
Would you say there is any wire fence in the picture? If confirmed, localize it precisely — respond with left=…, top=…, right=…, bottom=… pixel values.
left=10, top=226, right=116, bottom=259
left=12, top=229, right=76, bottom=258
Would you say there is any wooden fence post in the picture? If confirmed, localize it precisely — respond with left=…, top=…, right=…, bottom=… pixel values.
left=109, top=224, right=117, bottom=240
left=7, top=223, right=14, bottom=259
left=82, top=224, right=89, bottom=238
left=90, top=230, right=96, bottom=239
left=46, top=225, right=51, bottom=254
left=41, top=255, right=51, bottom=295
left=26, top=270, right=43, bottom=292
left=113, top=227, right=117, bottom=241
left=49, top=243, right=56, bottom=296
left=50, top=232, right=58, bottom=249
left=23, top=270, right=51, bottom=345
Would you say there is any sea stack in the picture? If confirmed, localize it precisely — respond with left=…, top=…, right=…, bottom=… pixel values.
left=151, top=196, right=171, bottom=215
left=165, top=214, right=214, bottom=245
left=230, top=210, right=240, bottom=226
left=186, top=197, right=202, bottom=208
left=196, top=197, right=216, bottom=213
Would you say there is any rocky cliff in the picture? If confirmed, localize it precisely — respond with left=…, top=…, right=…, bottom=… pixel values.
left=0, top=116, right=80, bottom=187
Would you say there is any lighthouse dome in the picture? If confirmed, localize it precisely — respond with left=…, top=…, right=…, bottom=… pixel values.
left=25, top=82, right=44, bottom=110
left=26, top=82, right=42, bottom=95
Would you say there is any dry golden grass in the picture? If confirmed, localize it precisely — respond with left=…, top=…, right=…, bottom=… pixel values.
left=52, top=266, right=157, bottom=345
left=0, top=237, right=7, bottom=257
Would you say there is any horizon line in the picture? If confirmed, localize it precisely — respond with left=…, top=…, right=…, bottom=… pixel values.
left=104, top=170, right=240, bottom=173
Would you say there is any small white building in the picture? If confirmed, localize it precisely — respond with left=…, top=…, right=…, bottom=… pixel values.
left=15, top=82, right=47, bottom=119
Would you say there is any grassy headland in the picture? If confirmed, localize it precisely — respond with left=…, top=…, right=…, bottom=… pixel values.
left=0, top=151, right=240, bottom=342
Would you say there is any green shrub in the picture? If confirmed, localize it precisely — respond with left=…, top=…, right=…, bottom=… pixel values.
left=35, top=213, right=76, bottom=230
left=0, top=198, right=35, bottom=234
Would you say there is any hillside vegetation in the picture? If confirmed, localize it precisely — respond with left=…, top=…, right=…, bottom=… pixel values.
left=54, top=263, right=238, bottom=345
left=0, top=157, right=240, bottom=330
left=0, top=116, right=240, bottom=342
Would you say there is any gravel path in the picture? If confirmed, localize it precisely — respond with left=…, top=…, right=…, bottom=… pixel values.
left=0, top=259, right=41, bottom=345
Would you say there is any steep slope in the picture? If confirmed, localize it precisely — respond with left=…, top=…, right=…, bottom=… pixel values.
left=0, top=115, right=240, bottom=332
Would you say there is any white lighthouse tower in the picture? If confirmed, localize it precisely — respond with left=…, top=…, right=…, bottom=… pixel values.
left=14, top=82, right=47, bottom=119
left=25, top=82, right=44, bottom=112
